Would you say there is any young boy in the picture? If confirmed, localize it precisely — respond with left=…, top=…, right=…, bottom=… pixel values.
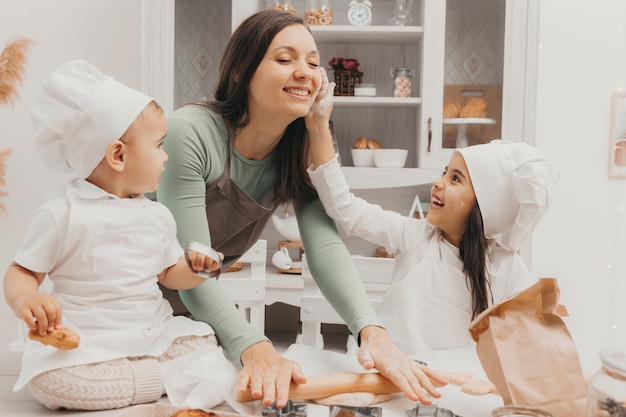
left=3, top=59, right=222, bottom=410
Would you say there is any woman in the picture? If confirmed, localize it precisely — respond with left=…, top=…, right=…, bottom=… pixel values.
left=157, top=9, right=444, bottom=408
left=307, top=136, right=559, bottom=361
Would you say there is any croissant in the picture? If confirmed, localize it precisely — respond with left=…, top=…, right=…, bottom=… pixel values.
left=353, top=137, right=368, bottom=149
left=366, top=139, right=382, bottom=149
left=442, top=101, right=461, bottom=119
left=460, top=97, right=488, bottom=118
left=28, top=326, right=80, bottom=350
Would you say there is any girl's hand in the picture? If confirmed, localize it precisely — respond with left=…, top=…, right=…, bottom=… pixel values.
left=13, top=293, right=63, bottom=336
left=236, top=340, right=307, bottom=408
left=357, top=326, right=448, bottom=405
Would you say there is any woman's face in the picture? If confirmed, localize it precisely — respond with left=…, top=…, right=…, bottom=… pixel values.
left=426, top=152, right=478, bottom=246
left=248, top=24, right=321, bottom=124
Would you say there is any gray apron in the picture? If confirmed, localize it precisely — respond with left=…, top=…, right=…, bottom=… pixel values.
left=163, top=139, right=277, bottom=315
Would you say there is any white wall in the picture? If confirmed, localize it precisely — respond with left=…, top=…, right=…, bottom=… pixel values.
left=0, top=0, right=143, bottom=354
left=0, top=0, right=625, bottom=378
left=531, top=0, right=626, bottom=375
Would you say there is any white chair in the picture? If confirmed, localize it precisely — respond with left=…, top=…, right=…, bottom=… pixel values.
left=299, top=253, right=395, bottom=348
left=218, top=239, right=267, bottom=331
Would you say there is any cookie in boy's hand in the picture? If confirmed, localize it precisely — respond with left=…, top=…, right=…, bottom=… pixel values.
left=28, top=326, right=80, bottom=350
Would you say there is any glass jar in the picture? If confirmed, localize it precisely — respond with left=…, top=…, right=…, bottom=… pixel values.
left=390, top=67, right=415, bottom=97
left=305, top=0, right=333, bottom=25
left=267, top=0, right=296, bottom=15
left=589, top=348, right=626, bottom=417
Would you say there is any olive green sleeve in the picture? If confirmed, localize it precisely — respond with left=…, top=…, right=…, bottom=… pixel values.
left=296, top=198, right=384, bottom=341
left=178, top=280, right=269, bottom=364
left=157, top=107, right=268, bottom=363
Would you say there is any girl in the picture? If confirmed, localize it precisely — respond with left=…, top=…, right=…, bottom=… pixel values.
left=308, top=136, right=559, bottom=360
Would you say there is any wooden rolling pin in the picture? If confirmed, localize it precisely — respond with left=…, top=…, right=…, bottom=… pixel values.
left=235, top=372, right=400, bottom=403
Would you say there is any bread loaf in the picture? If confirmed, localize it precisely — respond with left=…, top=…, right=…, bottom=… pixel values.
left=28, top=326, right=80, bottom=350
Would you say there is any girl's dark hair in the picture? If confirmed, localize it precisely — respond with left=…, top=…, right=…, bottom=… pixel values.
left=459, top=203, right=493, bottom=319
left=201, top=10, right=317, bottom=207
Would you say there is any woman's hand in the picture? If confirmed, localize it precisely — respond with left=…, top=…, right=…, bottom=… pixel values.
left=357, top=326, right=448, bottom=405
left=236, top=340, right=307, bottom=408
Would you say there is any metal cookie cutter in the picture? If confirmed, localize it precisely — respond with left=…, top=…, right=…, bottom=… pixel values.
left=261, top=400, right=307, bottom=417
left=405, top=405, right=462, bottom=417
left=185, top=241, right=222, bottom=279
left=329, top=405, right=383, bottom=417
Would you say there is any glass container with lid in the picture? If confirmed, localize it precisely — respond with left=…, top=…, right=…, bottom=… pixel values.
left=267, top=0, right=296, bottom=14
left=390, top=67, right=415, bottom=97
left=589, top=348, right=626, bottom=417
left=305, top=0, right=333, bottom=25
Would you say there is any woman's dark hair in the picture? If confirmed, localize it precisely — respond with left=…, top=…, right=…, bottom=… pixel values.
left=202, top=9, right=317, bottom=207
left=459, top=203, right=493, bottom=319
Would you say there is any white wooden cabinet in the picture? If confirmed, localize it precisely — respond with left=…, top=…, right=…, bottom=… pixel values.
left=143, top=0, right=537, bottom=185
left=231, top=0, right=538, bottom=175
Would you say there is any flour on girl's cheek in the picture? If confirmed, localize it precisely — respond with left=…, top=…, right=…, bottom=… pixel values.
left=310, top=82, right=335, bottom=116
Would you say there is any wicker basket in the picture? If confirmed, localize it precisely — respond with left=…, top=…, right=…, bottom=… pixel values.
left=333, top=69, right=363, bottom=96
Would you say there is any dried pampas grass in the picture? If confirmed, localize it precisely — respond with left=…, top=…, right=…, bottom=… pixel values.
left=1, top=37, right=33, bottom=217
left=0, top=37, right=33, bottom=106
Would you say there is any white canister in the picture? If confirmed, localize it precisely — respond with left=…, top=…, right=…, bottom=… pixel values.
left=354, top=83, right=376, bottom=97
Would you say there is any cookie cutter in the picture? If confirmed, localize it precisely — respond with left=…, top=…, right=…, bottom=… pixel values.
left=185, top=241, right=222, bottom=279
left=405, top=405, right=462, bottom=417
left=261, top=400, right=308, bottom=417
left=329, top=405, right=383, bottom=417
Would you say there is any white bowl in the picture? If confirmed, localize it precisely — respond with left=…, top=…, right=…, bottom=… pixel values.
left=271, top=213, right=301, bottom=242
left=373, top=149, right=408, bottom=168
left=351, top=149, right=375, bottom=167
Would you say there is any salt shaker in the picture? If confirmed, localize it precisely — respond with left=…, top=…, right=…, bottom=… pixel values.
left=391, top=67, right=414, bottom=97
left=588, top=348, right=626, bottom=417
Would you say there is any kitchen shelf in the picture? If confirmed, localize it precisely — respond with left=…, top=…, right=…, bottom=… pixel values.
left=310, top=25, right=424, bottom=43
left=341, top=166, right=439, bottom=189
left=333, top=96, right=421, bottom=108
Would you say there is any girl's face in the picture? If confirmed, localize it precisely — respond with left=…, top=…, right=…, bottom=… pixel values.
left=121, top=103, right=168, bottom=196
left=426, top=152, right=478, bottom=246
left=248, top=24, right=321, bottom=124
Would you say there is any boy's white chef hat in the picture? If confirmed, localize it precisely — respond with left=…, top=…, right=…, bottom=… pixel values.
left=457, top=140, right=559, bottom=251
left=30, top=59, right=153, bottom=178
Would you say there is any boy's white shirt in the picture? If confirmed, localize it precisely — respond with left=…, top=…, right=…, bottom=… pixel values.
left=12, top=178, right=214, bottom=391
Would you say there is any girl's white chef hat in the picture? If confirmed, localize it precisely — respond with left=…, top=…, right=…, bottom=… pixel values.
left=457, top=140, right=559, bottom=251
left=30, top=59, right=153, bottom=178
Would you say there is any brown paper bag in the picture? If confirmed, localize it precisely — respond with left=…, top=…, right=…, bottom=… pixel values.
left=468, top=278, right=587, bottom=417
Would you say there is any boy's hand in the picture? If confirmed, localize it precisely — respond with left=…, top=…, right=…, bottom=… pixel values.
left=13, top=293, right=63, bottom=336
left=185, top=241, right=223, bottom=279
